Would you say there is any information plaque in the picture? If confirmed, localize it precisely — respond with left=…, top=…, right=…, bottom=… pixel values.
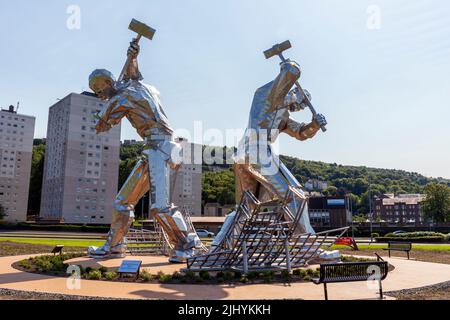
left=118, top=260, right=142, bottom=279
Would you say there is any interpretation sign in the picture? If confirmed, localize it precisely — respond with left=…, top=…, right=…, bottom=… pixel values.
left=118, top=260, right=142, bottom=279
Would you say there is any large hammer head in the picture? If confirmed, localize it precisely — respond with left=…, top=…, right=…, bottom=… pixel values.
left=129, top=19, right=156, bottom=40
left=264, top=40, right=292, bottom=59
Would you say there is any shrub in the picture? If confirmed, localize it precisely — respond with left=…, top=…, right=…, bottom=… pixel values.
left=139, top=270, right=153, bottom=282
left=240, top=276, right=249, bottom=284
left=262, top=271, right=274, bottom=283
left=157, top=271, right=172, bottom=283
left=36, top=260, right=53, bottom=272
left=216, top=271, right=225, bottom=279
left=233, top=271, right=242, bottom=279
left=98, top=266, right=108, bottom=274
left=281, top=270, right=291, bottom=282
left=303, top=275, right=311, bottom=281
left=371, top=233, right=380, bottom=238
left=104, top=271, right=118, bottom=281
left=19, top=259, right=32, bottom=270
left=223, top=271, right=234, bottom=282
left=199, top=270, right=211, bottom=281
left=195, top=276, right=204, bottom=283
left=87, top=270, right=102, bottom=280
left=85, top=267, right=93, bottom=274
left=247, top=271, right=259, bottom=281
left=184, top=270, right=196, bottom=281
left=216, top=277, right=224, bottom=283
left=172, top=271, right=183, bottom=281
left=306, top=269, right=315, bottom=276
left=375, top=236, right=445, bottom=243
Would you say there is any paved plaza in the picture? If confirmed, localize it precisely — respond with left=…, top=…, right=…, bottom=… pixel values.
left=0, top=254, right=449, bottom=300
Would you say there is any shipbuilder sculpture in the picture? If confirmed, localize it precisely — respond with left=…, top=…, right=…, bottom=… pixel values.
left=87, top=20, right=203, bottom=262
left=234, top=40, right=328, bottom=235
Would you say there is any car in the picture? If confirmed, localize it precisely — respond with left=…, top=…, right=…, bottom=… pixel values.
left=196, top=229, right=215, bottom=238
left=393, top=230, right=407, bottom=235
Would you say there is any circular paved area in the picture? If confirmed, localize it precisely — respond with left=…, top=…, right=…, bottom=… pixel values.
left=1, top=254, right=449, bottom=300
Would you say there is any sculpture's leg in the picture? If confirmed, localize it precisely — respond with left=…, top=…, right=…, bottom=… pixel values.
left=145, top=140, right=202, bottom=263
left=236, top=155, right=315, bottom=234
left=88, top=159, right=150, bottom=258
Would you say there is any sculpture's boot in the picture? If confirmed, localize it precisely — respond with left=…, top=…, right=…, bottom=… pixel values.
left=151, top=206, right=202, bottom=263
left=88, top=209, right=134, bottom=258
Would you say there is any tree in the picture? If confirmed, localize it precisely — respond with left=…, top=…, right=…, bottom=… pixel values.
left=27, top=143, right=46, bottom=215
left=0, top=204, right=5, bottom=220
left=422, top=183, right=450, bottom=223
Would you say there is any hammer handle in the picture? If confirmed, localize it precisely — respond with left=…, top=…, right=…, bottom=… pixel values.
left=118, top=35, right=142, bottom=82
left=279, top=53, right=327, bottom=133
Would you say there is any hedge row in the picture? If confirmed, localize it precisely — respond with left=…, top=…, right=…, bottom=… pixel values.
left=375, top=236, right=446, bottom=243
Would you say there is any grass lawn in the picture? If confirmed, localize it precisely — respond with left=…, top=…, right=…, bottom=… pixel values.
left=0, top=238, right=104, bottom=248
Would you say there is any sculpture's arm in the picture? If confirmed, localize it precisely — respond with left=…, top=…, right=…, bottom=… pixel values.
left=95, top=95, right=132, bottom=134
left=267, top=60, right=301, bottom=112
left=123, top=41, right=143, bottom=81
left=281, top=114, right=326, bottom=141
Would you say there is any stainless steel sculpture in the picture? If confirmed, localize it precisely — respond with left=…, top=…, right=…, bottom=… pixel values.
left=234, top=40, right=327, bottom=235
left=186, top=40, right=343, bottom=272
left=87, top=20, right=205, bottom=263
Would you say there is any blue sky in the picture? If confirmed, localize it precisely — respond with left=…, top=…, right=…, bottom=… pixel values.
left=0, top=0, right=449, bottom=178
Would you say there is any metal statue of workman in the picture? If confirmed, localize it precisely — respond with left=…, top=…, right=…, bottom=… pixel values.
left=234, top=41, right=328, bottom=235
left=87, top=20, right=202, bottom=263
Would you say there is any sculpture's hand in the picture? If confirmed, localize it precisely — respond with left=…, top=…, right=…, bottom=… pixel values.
left=313, top=113, right=327, bottom=129
left=127, top=40, right=140, bottom=59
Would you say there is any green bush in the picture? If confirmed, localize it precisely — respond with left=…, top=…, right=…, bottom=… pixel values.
left=85, top=267, right=93, bottom=274
left=223, top=271, right=234, bottom=281
left=172, top=271, right=183, bottom=281
left=157, top=271, right=172, bottom=283
left=98, top=266, right=108, bottom=274
left=247, top=271, right=259, bottom=281
left=281, top=270, right=291, bottom=282
left=240, top=276, right=249, bottom=284
left=375, top=236, right=444, bottom=243
left=87, top=270, right=102, bottom=280
left=216, top=277, right=224, bottom=283
left=303, top=275, right=311, bottom=281
left=371, top=233, right=380, bottom=238
left=199, top=270, right=211, bottom=281
left=184, top=270, right=196, bottom=281
left=139, top=270, right=153, bottom=282
left=216, top=271, right=225, bottom=279
left=262, top=271, right=274, bottom=283
left=104, top=271, right=118, bottom=281
left=233, top=271, right=242, bottom=279
left=19, top=259, right=32, bottom=270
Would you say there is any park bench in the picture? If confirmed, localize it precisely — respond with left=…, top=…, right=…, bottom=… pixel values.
left=382, top=241, right=412, bottom=259
left=312, top=261, right=389, bottom=300
left=334, top=237, right=359, bottom=251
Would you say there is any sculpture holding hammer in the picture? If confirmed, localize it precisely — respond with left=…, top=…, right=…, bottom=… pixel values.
left=234, top=40, right=328, bottom=234
left=87, top=19, right=204, bottom=262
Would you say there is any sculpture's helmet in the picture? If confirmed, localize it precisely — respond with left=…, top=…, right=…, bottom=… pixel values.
left=89, top=69, right=116, bottom=92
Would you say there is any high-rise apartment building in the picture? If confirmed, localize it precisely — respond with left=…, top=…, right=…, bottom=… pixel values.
left=40, top=92, right=121, bottom=224
left=0, top=105, right=35, bottom=222
left=171, top=138, right=202, bottom=216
